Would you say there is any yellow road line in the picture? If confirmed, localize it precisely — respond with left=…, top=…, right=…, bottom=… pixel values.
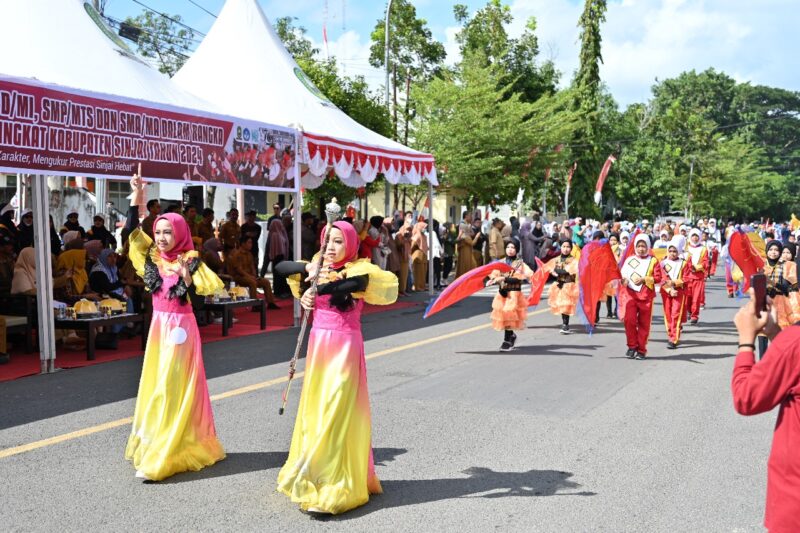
left=0, top=308, right=549, bottom=459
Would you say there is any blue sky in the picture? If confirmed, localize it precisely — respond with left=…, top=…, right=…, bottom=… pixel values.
left=103, top=0, right=800, bottom=107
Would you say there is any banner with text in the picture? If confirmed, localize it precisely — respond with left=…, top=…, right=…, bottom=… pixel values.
left=0, top=76, right=298, bottom=191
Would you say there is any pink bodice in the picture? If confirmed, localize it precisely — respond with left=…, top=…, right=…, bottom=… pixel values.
left=312, top=295, right=364, bottom=332
left=151, top=273, right=194, bottom=314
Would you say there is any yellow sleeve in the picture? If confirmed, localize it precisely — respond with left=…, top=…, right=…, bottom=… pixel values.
left=128, top=228, right=153, bottom=279
left=286, top=261, right=310, bottom=300
left=346, top=259, right=398, bottom=305
left=191, top=261, right=224, bottom=296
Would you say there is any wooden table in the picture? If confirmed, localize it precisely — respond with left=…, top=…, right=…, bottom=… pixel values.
left=203, top=298, right=266, bottom=336
left=54, top=313, right=146, bottom=361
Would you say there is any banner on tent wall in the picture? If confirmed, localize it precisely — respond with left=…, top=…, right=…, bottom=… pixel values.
left=0, top=77, right=298, bottom=191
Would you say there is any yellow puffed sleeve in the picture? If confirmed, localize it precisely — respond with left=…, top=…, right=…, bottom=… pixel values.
left=128, top=228, right=153, bottom=278
left=285, top=261, right=310, bottom=300
left=345, top=259, right=398, bottom=305
left=191, top=261, right=224, bottom=296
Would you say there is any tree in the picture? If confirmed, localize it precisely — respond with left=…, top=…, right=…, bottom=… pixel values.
left=123, top=11, right=195, bottom=77
left=274, top=16, right=318, bottom=62
left=413, top=53, right=579, bottom=207
left=453, top=1, right=559, bottom=103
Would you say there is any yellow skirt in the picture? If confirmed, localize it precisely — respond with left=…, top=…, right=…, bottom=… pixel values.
left=490, top=290, right=528, bottom=330
left=548, top=282, right=579, bottom=316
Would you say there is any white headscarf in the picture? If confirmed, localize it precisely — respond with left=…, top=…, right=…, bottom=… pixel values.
left=633, top=234, right=651, bottom=257
left=688, top=228, right=703, bottom=244
left=669, top=236, right=685, bottom=255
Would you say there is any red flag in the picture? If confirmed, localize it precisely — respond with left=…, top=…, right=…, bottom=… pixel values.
left=424, top=262, right=513, bottom=318
left=527, top=258, right=548, bottom=307
left=578, top=240, right=622, bottom=330
left=594, top=154, right=617, bottom=205
left=728, top=230, right=765, bottom=291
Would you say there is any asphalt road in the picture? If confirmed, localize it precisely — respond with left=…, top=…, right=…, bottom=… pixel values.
left=0, top=278, right=775, bottom=532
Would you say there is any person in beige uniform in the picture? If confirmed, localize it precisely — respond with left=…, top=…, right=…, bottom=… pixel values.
left=219, top=208, right=241, bottom=257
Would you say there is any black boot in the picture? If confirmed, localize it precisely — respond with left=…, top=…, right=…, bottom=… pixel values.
left=560, top=314, right=571, bottom=335
left=500, top=330, right=514, bottom=351
left=606, top=298, right=614, bottom=318
left=595, top=301, right=601, bottom=324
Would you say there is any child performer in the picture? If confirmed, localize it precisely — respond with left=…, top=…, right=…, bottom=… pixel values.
left=659, top=238, right=691, bottom=349
left=543, top=239, right=579, bottom=334
left=619, top=234, right=661, bottom=359
left=125, top=214, right=226, bottom=481
left=764, top=240, right=798, bottom=329
left=685, top=228, right=710, bottom=325
left=275, top=221, right=398, bottom=515
left=486, top=238, right=534, bottom=351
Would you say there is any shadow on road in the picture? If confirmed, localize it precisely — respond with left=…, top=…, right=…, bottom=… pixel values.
left=457, top=344, right=597, bottom=357
left=325, top=467, right=595, bottom=520
left=643, top=352, right=733, bottom=364
left=158, top=447, right=409, bottom=485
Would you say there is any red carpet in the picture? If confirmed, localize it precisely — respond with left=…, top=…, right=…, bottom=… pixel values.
left=0, top=298, right=421, bottom=382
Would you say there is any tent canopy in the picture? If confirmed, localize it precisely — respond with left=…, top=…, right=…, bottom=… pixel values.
left=2, top=0, right=213, bottom=110
left=173, top=0, right=437, bottom=190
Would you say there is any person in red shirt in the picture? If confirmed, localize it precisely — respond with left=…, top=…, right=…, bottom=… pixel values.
left=732, top=292, right=800, bottom=533
left=619, top=234, right=662, bottom=359
left=685, top=228, right=710, bottom=324
left=659, top=237, right=691, bottom=349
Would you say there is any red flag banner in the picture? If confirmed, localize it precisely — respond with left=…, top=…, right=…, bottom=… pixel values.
left=728, top=230, right=766, bottom=291
left=0, top=76, right=298, bottom=191
left=527, top=257, right=548, bottom=307
left=578, top=240, right=622, bottom=331
left=594, top=154, right=617, bottom=204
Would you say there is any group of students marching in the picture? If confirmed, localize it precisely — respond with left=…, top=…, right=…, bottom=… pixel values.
left=485, top=220, right=722, bottom=358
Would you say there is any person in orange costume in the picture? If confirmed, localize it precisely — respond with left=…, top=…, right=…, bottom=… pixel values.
left=659, top=237, right=691, bottom=349
left=543, top=239, right=579, bottom=334
left=619, top=234, right=662, bottom=359
left=764, top=240, right=798, bottom=329
left=486, top=239, right=534, bottom=351
left=685, top=228, right=710, bottom=325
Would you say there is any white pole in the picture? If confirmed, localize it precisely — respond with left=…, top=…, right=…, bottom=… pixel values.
left=427, top=181, right=434, bottom=296
left=31, top=175, right=57, bottom=373
left=383, top=0, right=394, bottom=217
left=293, top=131, right=302, bottom=327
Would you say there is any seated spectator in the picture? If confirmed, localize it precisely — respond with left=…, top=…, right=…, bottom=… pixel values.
left=228, top=236, right=278, bottom=309
left=11, top=247, right=72, bottom=295
left=55, top=244, right=98, bottom=302
left=117, top=241, right=146, bottom=314
left=202, top=238, right=226, bottom=276
left=83, top=239, right=104, bottom=263
left=0, top=232, right=14, bottom=295
left=89, top=249, right=134, bottom=333
left=267, top=218, right=290, bottom=297
left=86, top=215, right=117, bottom=250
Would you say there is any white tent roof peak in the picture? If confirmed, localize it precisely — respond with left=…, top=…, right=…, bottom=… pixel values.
left=173, top=0, right=436, bottom=188
left=0, top=0, right=215, bottom=110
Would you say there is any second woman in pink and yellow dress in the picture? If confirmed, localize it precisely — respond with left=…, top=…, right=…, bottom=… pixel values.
left=275, top=221, right=398, bottom=515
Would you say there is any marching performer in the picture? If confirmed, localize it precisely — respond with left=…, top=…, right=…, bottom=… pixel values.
left=125, top=214, right=226, bottom=481
left=543, top=239, right=579, bottom=334
left=659, top=238, right=691, bottom=349
left=685, top=228, right=710, bottom=324
left=619, top=234, right=661, bottom=359
left=764, top=240, right=798, bottom=329
left=486, top=238, right=534, bottom=351
left=275, top=221, right=398, bottom=515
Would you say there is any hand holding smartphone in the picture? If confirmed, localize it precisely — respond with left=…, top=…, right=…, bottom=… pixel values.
left=751, top=273, right=768, bottom=319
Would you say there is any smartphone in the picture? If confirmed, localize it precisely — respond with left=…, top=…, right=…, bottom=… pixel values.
left=751, top=273, right=767, bottom=318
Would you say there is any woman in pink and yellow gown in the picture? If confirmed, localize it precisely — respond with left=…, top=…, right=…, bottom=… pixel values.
left=125, top=213, right=225, bottom=481
left=275, top=221, right=398, bottom=514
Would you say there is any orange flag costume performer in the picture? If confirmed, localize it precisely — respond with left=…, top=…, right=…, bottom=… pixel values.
left=659, top=237, right=691, bottom=349
left=764, top=240, right=799, bottom=329
left=685, top=228, right=710, bottom=324
left=619, top=234, right=662, bottom=359
left=275, top=221, right=398, bottom=515
left=543, top=239, right=580, bottom=334
left=125, top=213, right=226, bottom=481
left=485, top=239, right=535, bottom=351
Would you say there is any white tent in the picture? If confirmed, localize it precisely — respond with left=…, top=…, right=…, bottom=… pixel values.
left=172, top=0, right=437, bottom=190
left=2, top=0, right=213, bottom=109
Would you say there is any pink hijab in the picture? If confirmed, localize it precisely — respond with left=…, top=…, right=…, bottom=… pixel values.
left=153, top=213, right=194, bottom=261
left=321, top=220, right=359, bottom=269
